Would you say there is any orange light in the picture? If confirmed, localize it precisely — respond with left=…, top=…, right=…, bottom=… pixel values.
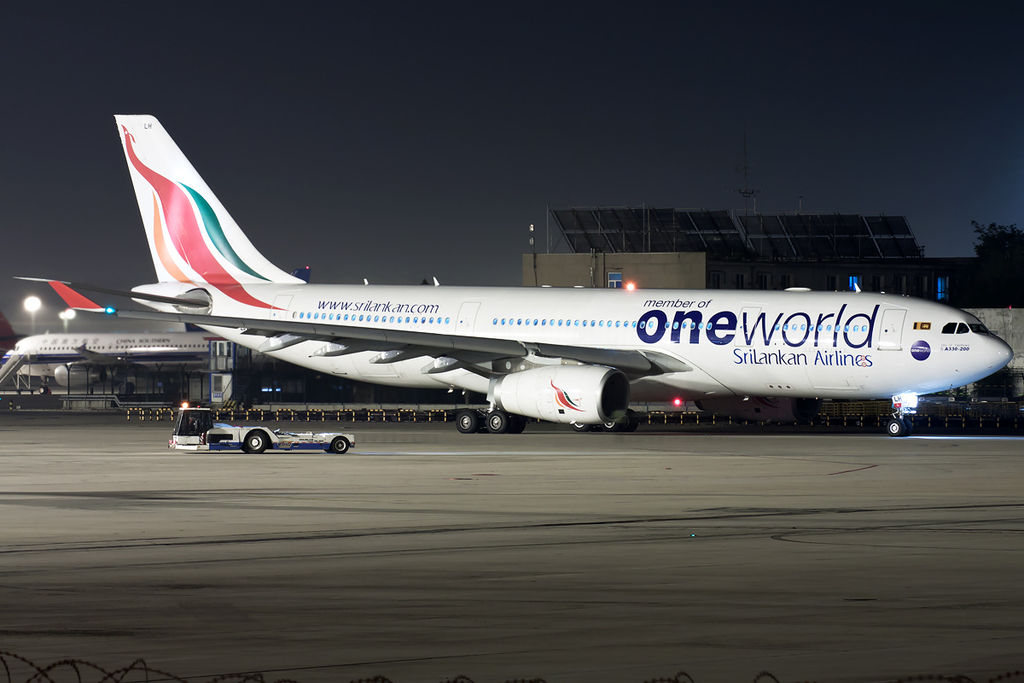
left=625, top=281, right=636, bottom=291
left=180, top=401, right=189, bottom=409
left=672, top=398, right=682, bottom=407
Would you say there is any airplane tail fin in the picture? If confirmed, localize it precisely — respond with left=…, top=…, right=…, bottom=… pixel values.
left=0, top=311, right=14, bottom=340
left=114, top=115, right=301, bottom=288
left=0, top=310, right=17, bottom=352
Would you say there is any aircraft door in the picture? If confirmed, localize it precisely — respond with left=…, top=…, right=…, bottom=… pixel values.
left=271, top=295, right=292, bottom=320
left=876, top=308, right=907, bottom=350
left=456, top=301, right=481, bottom=335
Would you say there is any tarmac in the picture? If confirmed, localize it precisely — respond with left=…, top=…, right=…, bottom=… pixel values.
left=0, top=412, right=1022, bottom=682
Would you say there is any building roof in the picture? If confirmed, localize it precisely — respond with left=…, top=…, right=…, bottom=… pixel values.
left=551, top=207, right=923, bottom=261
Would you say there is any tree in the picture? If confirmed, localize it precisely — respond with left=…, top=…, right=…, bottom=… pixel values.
left=966, top=221, right=1024, bottom=307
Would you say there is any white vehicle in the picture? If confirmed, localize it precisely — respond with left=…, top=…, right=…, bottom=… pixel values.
left=35, top=115, right=1014, bottom=438
left=170, top=406, right=355, bottom=454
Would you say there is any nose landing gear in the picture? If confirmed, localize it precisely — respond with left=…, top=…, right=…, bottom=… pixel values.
left=886, top=392, right=919, bottom=437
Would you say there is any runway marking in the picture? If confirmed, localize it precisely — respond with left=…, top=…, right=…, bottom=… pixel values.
left=827, top=464, right=879, bottom=476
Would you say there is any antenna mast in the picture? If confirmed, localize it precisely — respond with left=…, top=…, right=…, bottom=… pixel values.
left=737, top=132, right=759, bottom=215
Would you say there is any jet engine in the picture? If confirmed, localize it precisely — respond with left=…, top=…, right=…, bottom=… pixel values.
left=489, top=365, right=629, bottom=425
left=694, top=397, right=822, bottom=423
left=52, top=364, right=94, bottom=388
left=51, top=364, right=127, bottom=391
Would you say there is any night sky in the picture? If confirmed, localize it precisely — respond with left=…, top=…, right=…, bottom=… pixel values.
left=3, top=2, right=1022, bottom=332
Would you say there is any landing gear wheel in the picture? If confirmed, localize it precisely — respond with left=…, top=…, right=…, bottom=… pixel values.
left=328, top=436, right=350, bottom=454
left=570, top=422, right=593, bottom=433
left=600, top=420, right=624, bottom=433
left=886, top=418, right=908, bottom=437
left=486, top=410, right=511, bottom=434
left=456, top=409, right=481, bottom=434
left=243, top=429, right=269, bottom=453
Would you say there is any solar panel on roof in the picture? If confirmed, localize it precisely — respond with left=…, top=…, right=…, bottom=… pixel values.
left=550, top=208, right=922, bottom=259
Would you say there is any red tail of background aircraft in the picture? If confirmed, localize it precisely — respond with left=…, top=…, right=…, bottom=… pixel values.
left=0, top=311, right=19, bottom=352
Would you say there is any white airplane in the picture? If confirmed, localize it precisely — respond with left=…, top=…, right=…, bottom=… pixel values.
left=33, top=115, right=1013, bottom=436
left=0, top=330, right=219, bottom=392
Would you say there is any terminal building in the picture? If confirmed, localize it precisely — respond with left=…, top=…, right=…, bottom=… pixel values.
left=521, top=206, right=1019, bottom=397
left=524, top=207, right=972, bottom=303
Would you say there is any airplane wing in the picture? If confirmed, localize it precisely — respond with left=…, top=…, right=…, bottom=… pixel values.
left=43, top=281, right=685, bottom=378
left=72, top=345, right=130, bottom=365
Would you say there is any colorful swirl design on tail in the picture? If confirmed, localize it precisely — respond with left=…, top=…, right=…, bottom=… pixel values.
left=122, top=126, right=274, bottom=309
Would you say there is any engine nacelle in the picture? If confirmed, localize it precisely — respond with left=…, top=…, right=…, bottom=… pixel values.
left=695, top=397, right=822, bottom=423
left=489, top=365, right=629, bottom=425
left=52, top=364, right=124, bottom=391
left=52, top=364, right=93, bottom=388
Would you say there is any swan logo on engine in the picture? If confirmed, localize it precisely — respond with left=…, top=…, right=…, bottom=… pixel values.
left=550, top=380, right=584, bottom=413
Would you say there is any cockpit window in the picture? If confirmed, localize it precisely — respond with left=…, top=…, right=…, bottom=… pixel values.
left=956, top=323, right=969, bottom=334
left=941, top=322, right=957, bottom=334
left=969, top=323, right=988, bottom=334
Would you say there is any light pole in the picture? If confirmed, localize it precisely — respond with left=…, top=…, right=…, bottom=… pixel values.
left=59, top=308, right=76, bottom=333
left=23, top=296, right=41, bottom=335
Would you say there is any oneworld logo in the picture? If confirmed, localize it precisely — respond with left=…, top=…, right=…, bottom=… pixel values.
left=636, top=304, right=880, bottom=350
left=911, top=340, right=931, bottom=361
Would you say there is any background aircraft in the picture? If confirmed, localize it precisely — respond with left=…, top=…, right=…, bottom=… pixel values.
left=0, top=330, right=219, bottom=393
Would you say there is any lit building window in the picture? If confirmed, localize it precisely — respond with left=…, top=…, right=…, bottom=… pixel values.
left=607, top=272, right=623, bottom=288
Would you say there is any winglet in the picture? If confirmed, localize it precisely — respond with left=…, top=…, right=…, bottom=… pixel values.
left=46, top=281, right=106, bottom=312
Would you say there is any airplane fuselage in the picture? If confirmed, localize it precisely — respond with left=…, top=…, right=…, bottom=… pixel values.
left=0, top=331, right=216, bottom=387
left=139, top=283, right=1011, bottom=402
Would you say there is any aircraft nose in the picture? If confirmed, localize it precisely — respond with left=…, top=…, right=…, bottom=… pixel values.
left=988, top=336, right=1014, bottom=370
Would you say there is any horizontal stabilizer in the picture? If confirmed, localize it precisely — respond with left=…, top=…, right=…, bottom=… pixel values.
left=18, top=277, right=209, bottom=309
left=46, top=281, right=103, bottom=311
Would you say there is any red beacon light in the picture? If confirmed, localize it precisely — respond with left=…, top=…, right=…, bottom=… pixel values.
left=672, top=397, right=683, bottom=407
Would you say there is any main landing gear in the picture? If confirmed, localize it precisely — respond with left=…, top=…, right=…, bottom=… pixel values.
left=570, top=410, right=641, bottom=433
left=454, top=409, right=640, bottom=434
left=886, top=392, right=919, bottom=437
left=455, top=408, right=526, bottom=434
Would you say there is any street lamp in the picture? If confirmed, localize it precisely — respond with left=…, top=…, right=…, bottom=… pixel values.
left=23, top=296, right=41, bottom=334
left=58, top=308, right=76, bottom=332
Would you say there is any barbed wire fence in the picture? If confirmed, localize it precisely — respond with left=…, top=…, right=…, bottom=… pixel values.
left=0, top=653, right=1021, bottom=683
